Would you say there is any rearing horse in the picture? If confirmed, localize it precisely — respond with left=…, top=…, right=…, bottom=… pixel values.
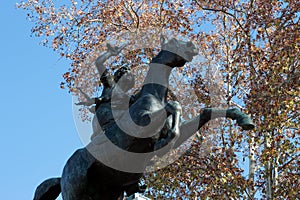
left=33, top=37, right=254, bottom=200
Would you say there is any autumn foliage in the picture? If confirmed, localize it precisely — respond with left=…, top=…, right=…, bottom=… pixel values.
left=18, top=0, right=299, bottom=199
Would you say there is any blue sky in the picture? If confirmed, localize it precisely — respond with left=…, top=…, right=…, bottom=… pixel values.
left=0, top=1, right=83, bottom=199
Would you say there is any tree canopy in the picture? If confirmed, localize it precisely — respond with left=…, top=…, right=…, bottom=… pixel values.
left=18, top=0, right=299, bottom=199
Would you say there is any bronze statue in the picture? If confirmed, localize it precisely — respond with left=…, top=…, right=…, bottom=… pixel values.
left=33, top=37, right=255, bottom=200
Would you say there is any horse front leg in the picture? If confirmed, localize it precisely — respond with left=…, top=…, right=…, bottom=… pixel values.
left=225, top=108, right=255, bottom=130
left=174, top=107, right=255, bottom=148
left=165, top=101, right=182, bottom=141
left=198, top=108, right=254, bottom=130
left=154, top=101, right=182, bottom=156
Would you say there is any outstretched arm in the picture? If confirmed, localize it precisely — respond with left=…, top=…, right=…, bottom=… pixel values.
left=95, top=43, right=126, bottom=76
left=75, top=87, right=104, bottom=106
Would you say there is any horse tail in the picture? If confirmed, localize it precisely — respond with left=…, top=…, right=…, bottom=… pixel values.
left=33, top=177, right=61, bottom=200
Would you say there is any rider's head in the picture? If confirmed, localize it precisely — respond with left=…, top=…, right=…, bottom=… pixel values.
left=114, top=66, right=135, bottom=91
left=100, top=69, right=114, bottom=87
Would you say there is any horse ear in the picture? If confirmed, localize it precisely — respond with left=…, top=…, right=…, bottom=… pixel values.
left=160, top=34, right=166, bottom=46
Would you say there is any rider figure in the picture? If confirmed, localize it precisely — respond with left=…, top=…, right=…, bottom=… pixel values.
left=76, top=44, right=145, bottom=195
left=76, top=44, right=135, bottom=140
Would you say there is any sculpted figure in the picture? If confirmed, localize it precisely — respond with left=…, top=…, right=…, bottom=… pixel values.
left=76, top=44, right=135, bottom=140
left=34, top=37, right=254, bottom=200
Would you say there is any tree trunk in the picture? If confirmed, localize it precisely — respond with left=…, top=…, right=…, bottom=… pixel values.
left=248, top=133, right=255, bottom=199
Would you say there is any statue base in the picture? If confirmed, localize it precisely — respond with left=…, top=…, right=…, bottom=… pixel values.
left=127, top=193, right=151, bottom=200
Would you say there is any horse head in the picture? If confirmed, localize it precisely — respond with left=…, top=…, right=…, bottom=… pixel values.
left=158, top=36, right=199, bottom=67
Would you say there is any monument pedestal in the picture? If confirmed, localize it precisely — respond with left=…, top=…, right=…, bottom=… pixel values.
left=127, top=193, right=151, bottom=200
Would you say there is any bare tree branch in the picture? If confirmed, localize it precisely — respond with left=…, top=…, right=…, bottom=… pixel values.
left=278, top=155, right=299, bottom=172
left=130, top=4, right=140, bottom=29
left=193, top=0, right=246, bottom=34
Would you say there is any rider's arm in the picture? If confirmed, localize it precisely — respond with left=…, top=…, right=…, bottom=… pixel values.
left=75, top=87, right=106, bottom=106
left=95, top=51, right=113, bottom=76
left=95, top=43, right=125, bottom=77
left=75, top=98, right=96, bottom=106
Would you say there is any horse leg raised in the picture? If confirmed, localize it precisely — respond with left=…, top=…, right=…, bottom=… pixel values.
left=174, top=108, right=255, bottom=148
left=154, top=101, right=182, bottom=156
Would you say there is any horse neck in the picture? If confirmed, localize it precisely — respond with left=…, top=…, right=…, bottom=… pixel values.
left=140, top=62, right=173, bottom=102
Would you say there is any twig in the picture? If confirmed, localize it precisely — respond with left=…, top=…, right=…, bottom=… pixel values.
left=110, top=22, right=132, bottom=32
left=244, top=189, right=254, bottom=200
left=278, top=155, right=299, bottom=172
left=130, top=4, right=140, bottom=29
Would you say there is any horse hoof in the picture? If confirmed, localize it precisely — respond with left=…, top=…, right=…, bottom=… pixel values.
left=237, top=115, right=255, bottom=130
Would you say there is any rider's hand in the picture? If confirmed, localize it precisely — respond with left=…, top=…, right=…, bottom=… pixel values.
left=106, top=43, right=126, bottom=56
